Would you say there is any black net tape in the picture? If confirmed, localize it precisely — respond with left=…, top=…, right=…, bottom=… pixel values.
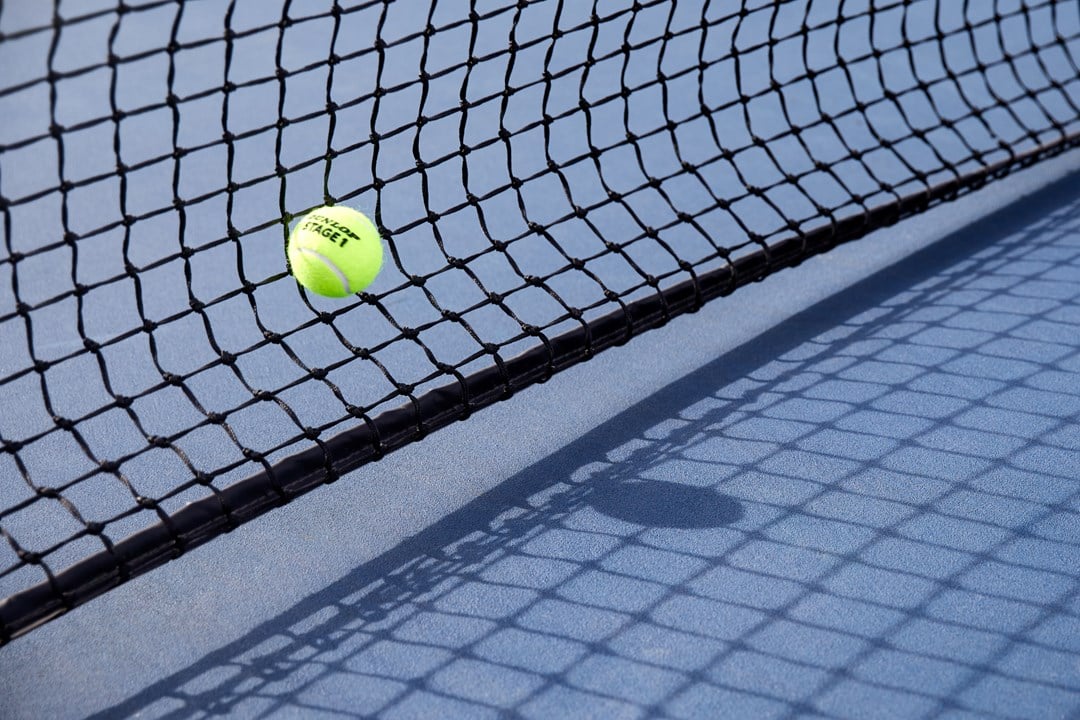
left=0, top=0, right=1078, bottom=642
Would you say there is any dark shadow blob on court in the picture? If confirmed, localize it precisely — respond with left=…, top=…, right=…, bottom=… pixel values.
left=587, top=480, right=744, bottom=528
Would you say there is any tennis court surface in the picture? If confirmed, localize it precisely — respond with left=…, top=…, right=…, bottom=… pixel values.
left=1, top=1, right=1079, bottom=717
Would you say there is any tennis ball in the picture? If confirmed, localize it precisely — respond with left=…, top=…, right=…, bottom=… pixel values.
left=287, top=205, right=383, bottom=297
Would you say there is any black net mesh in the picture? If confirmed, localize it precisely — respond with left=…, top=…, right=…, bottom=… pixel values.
left=0, top=0, right=1078, bottom=642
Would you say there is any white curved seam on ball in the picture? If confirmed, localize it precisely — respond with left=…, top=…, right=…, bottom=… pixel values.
left=296, top=246, right=351, bottom=294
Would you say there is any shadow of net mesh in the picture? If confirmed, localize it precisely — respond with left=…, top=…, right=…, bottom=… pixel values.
left=0, top=0, right=1078, bottom=642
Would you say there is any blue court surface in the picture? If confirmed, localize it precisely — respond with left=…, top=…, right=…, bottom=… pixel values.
left=1, top=149, right=1078, bottom=719
left=2, top=1, right=1080, bottom=718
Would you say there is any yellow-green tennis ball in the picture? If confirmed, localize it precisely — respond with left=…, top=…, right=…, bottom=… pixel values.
left=287, top=205, right=383, bottom=298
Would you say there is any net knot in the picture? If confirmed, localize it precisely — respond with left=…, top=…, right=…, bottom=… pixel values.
left=17, top=550, right=42, bottom=565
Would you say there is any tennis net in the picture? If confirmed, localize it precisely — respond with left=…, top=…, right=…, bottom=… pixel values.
left=1, top=0, right=1078, bottom=642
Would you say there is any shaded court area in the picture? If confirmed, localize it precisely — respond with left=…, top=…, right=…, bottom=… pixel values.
left=40, top=172, right=1079, bottom=719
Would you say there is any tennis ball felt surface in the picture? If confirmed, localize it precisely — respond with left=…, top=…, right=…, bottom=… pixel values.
left=287, top=206, right=383, bottom=297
